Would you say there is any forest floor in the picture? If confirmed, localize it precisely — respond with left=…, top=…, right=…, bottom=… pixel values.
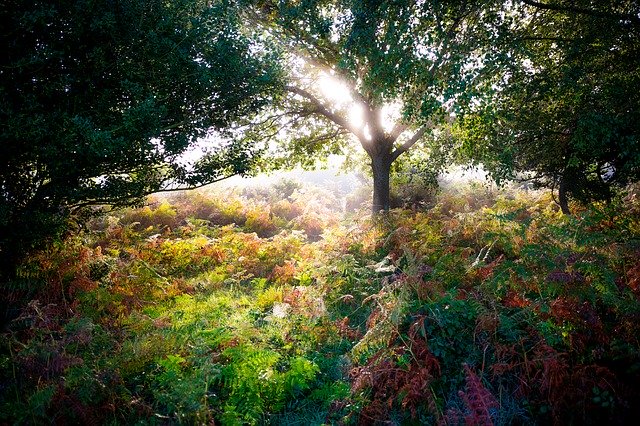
left=2, top=180, right=640, bottom=425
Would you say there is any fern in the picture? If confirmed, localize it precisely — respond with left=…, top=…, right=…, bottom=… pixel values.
left=350, top=317, right=397, bottom=362
left=454, top=364, right=499, bottom=426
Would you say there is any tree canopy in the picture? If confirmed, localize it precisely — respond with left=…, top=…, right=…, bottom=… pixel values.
left=2, top=0, right=639, bottom=267
left=456, top=0, right=640, bottom=213
left=0, top=0, right=281, bottom=266
left=238, top=0, right=504, bottom=212
left=240, top=0, right=639, bottom=214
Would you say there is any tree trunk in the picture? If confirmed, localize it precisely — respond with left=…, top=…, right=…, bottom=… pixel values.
left=558, top=175, right=571, bottom=215
left=371, top=152, right=393, bottom=214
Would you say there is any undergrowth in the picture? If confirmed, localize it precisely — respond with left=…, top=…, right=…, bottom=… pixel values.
left=1, top=181, right=639, bottom=424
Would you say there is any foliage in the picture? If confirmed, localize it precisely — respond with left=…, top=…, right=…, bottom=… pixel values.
left=229, top=0, right=513, bottom=212
left=2, top=180, right=640, bottom=424
left=0, top=0, right=282, bottom=270
left=455, top=0, right=640, bottom=212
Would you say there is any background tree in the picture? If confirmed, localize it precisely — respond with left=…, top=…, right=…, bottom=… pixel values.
left=240, top=0, right=503, bottom=212
left=0, top=0, right=281, bottom=269
left=456, top=0, right=640, bottom=213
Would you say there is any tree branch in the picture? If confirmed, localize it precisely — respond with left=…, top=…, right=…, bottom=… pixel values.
left=285, top=85, right=365, bottom=140
left=517, top=36, right=579, bottom=43
left=66, top=172, right=243, bottom=209
left=363, top=104, right=386, bottom=143
left=391, top=125, right=430, bottom=161
left=154, top=173, right=241, bottom=194
left=303, top=128, right=348, bottom=147
left=521, top=0, right=640, bottom=24
left=230, top=108, right=308, bottom=131
left=388, top=123, right=409, bottom=142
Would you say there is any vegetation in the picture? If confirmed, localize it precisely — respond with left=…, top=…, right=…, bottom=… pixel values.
left=456, top=0, right=640, bottom=214
left=2, top=180, right=639, bottom=424
left=1, top=0, right=639, bottom=424
left=237, top=0, right=500, bottom=212
left=0, top=0, right=281, bottom=270
left=3, top=1, right=638, bottom=266
left=236, top=0, right=639, bottom=214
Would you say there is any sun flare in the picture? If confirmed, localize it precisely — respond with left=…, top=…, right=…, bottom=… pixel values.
left=316, top=72, right=402, bottom=134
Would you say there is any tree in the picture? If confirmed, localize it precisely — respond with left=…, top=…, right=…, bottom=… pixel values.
left=240, top=0, right=499, bottom=212
left=455, top=0, right=640, bottom=213
left=0, top=0, right=281, bottom=267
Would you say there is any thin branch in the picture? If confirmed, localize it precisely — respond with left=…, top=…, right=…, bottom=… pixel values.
left=230, top=109, right=307, bottom=131
left=521, top=0, right=640, bottom=24
left=245, top=113, right=307, bottom=142
left=285, top=85, right=365, bottom=140
left=517, top=36, right=580, bottom=43
left=388, top=123, right=409, bottom=142
left=154, top=173, right=241, bottom=194
left=391, top=125, right=430, bottom=161
left=304, top=128, right=348, bottom=147
left=66, top=173, right=242, bottom=209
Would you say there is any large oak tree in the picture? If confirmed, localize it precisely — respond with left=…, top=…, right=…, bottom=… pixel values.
left=240, top=0, right=502, bottom=212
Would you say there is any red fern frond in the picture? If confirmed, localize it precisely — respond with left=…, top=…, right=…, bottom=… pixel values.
left=459, top=364, right=498, bottom=426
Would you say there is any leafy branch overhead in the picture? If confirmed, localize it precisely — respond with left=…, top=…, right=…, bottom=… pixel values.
left=454, top=0, right=640, bottom=213
left=0, top=0, right=283, bottom=264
